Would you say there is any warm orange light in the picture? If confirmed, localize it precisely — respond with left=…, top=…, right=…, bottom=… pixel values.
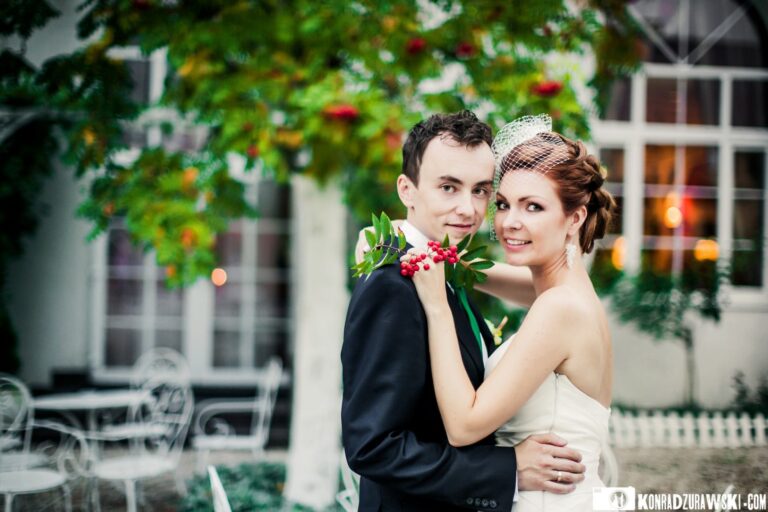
left=664, top=206, right=683, bottom=229
left=611, top=236, right=625, bottom=270
left=694, top=239, right=719, bottom=261
left=211, top=268, right=228, bottom=286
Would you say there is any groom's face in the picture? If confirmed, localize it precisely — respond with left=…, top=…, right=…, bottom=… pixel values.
left=398, top=135, right=495, bottom=244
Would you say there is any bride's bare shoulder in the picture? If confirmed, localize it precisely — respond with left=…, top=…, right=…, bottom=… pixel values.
left=526, top=286, right=592, bottom=328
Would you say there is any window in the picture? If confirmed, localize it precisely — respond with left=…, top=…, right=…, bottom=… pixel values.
left=91, top=48, right=291, bottom=383
left=593, top=0, right=768, bottom=299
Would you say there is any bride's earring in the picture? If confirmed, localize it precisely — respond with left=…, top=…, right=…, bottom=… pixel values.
left=565, top=242, right=577, bottom=269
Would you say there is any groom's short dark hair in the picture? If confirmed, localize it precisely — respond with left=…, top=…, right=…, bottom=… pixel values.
left=402, top=110, right=493, bottom=185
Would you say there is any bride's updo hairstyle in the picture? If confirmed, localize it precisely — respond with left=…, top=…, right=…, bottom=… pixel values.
left=497, top=132, right=617, bottom=254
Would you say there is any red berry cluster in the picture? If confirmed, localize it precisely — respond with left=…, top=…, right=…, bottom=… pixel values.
left=399, top=241, right=459, bottom=277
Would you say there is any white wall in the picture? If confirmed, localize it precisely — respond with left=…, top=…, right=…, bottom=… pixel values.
left=6, top=163, right=93, bottom=387
left=610, top=304, right=768, bottom=409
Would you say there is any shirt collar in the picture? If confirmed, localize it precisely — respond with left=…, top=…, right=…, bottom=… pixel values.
left=400, top=220, right=431, bottom=250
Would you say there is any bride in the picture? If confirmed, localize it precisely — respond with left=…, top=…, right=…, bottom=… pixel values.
left=407, top=115, right=617, bottom=510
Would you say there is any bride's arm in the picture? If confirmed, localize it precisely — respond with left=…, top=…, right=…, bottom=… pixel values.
left=474, top=263, right=536, bottom=308
left=412, top=260, right=575, bottom=447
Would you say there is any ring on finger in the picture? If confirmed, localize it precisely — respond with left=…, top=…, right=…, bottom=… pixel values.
left=556, top=471, right=562, bottom=483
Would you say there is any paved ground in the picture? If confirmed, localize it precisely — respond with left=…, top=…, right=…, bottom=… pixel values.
left=9, top=447, right=768, bottom=511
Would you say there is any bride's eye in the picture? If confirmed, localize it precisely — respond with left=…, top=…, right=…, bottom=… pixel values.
left=495, top=200, right=509, bottom=211
left=526, top=202, right=543, bottom=212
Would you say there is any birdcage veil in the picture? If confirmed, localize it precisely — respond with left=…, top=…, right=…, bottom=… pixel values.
left=488, top=114, right=570, bottom=239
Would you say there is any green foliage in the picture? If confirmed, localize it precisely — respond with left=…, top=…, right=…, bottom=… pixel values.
left=352, top=212, right=407, bottom=277
left=444, top=234, right=494, bottom=292
left=731, top=371, right=768, bottom=416
left=2, top=0, right=641, bottom=289
left=609, top=263, right=726, bottom=343
left=180, top=462, right=340, bottom=512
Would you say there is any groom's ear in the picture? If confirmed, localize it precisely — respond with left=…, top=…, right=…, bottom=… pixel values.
left=397, top=174, right=416, bottom=209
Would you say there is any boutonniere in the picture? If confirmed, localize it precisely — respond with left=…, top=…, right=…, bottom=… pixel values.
left=352, top=212, right=495, bottom=292
left=485, top=316, right=509, bottom=346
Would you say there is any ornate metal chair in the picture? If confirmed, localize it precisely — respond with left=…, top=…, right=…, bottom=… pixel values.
left=90, top=367, right=194, bottom=512
left=336, top=449, right=360, bottom=512
left=193, top=357, right=283, bottom=471
left=0, top=374, right=89, bottom=512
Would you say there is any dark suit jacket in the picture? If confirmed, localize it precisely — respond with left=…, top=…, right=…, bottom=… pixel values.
left=341, top=253, right=517, bottom=511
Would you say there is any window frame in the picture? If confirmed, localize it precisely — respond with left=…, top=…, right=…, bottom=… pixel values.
left=593, top=63, right=768, bottom=309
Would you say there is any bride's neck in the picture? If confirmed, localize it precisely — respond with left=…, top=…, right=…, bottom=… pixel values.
left=530, top=254, right=590, bottom=297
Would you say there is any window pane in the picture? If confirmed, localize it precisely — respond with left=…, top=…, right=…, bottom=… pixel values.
left=732, top=81, right=768, bottom=128
left=108, top=228, right=144, bottom=266
left=641, top=249, right=673, bottom=274
left=156, top=281, right=183, bottom=316
left=644, top=197, right=675, bottom=236
left=214, top=282, right=241, bottom=317
left=686, top=80, right=719, bottom=126
left=254, top=329, right=287, bottom=367
left=732, top=151, right=765, bottom=287
left=683, top=199, right=717, bottom=237
left=735, top=152, right=765, bottom=189
left=646, top=79, right=677, bottom=123
left=682, top=251, right=719, bottom=291
left=125, top=59, right=150, bottom=105
left=685, top=147, right=718, bottom=187
left=257, top=281, right=289, bottom=318
left=609, top=196, right=624, bottom=235
left=155, top=329, right=182, bottom=353
left=257, top=181, right=291, bottom=219
left=645, top=145, right=675, bottom=185
left=600, top=148, right=625, bottom=183
left=107, top=279, right=143, bottom=315
left=257, top=230, right=289, bottom=269
left=105, top=328, right=141, bottom=366
left=216, top=231, right=242, bottom=267
left=600, top=77, right=631, bottom=121
left=646, top=79, right=720, bottom=125
left=213, top=330, right=240, bottom=368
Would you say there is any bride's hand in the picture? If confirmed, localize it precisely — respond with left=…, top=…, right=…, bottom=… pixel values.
left=405, top=250, right=449, bottom=315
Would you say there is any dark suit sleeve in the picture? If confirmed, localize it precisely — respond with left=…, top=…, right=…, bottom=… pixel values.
left=341, top=269, right=517, bottom=510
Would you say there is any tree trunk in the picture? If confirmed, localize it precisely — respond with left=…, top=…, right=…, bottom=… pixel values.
left=682, top=325, right=696, bottom=407
left=284, top=177, right=348, bottom=509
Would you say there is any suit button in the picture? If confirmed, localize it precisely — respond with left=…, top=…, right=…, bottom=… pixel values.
left=474, top=498, right=482, bottom=506
left=489, top=500, right=498, bottom=509
left=482, top=499, right=489, bottom=507
left=466, top=497, right=474, bottom=505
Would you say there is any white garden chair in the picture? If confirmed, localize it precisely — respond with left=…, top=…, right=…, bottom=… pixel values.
left=0, top=374, right=89, bottom=512
left=336, top=449, right=360, bottom=512
left=207, top=466, right=232, bottom=512
left=100, top=348, right=191, bottom=441
left=599, top=442, right=620, bottom=487
left=193, top=357, right=282, bottom=472
left=89, top=369, right=194, bottom=512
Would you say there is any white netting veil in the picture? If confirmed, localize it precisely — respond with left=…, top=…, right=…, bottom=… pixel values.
left=488, top=114, right=570, bottom=239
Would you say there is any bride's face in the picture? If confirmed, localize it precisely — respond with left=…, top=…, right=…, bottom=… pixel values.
left=493, top=170, right=573, bottom=267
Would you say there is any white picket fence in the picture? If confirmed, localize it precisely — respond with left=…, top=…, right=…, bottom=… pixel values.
left=610, top=409, right=767, bottom=448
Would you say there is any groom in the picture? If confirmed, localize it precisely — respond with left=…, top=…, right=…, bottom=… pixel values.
left=341, top=111, right=585, bottom=511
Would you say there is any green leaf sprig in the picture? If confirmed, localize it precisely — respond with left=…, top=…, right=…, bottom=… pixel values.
left=352, top=212, right=495, bottom=292
left=443, top=234, right=494, bottom=292
left=352, top=212, right=406, bottom=278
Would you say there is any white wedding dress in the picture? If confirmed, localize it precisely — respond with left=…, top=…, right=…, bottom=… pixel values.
left=485, top=336, right=611, bottom=511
